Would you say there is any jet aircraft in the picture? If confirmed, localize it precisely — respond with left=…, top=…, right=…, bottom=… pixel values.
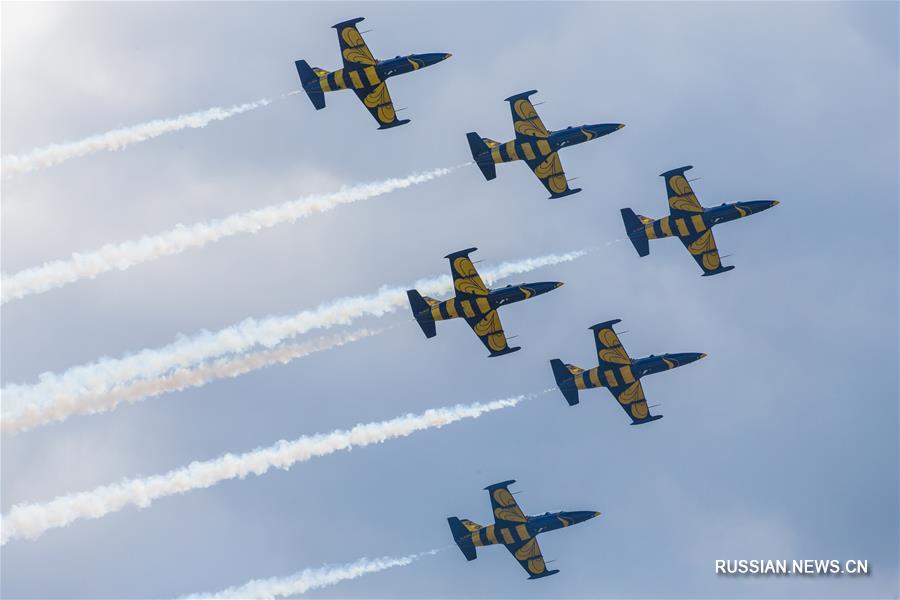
left=621, top=165, right=779, bottom=276
left=550, top=319, right=706, bottom=424
left=406, top=248, right=562, bottom=357
left=448, top=480, right=601, bottom=579
left=466, top=90, right=624, bottom=198
left=294, top=17, right=451, bottom=129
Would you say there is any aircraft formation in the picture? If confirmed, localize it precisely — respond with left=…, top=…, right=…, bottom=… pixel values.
left=291, top=16, right=779, bottom=580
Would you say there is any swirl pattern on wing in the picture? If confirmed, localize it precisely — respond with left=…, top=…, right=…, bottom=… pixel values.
left=515, top=538, right=541, bottom=560
left=599, top=346, right=630, bottom=365
left=702, top=251, right=721, bottom=270
left=669, top=175, right=693, bottom=196
left=616, top=381, right=645, bottom=405
left=687, top=231, right=716, bottom=255
left=630, top=400, right=650, bottom=419
left=453, top=257, right=489, bottom=296
left=533, top=153, right=563, bottom=179
left=598, top=328, right=620, bottom=348
left=513, top=99, right=549, bottom=138
left=493, top=488, right=527, bottom=523
left=340, top=27, right=376, bottom=65
left=472, top=311, right=501, bottom=336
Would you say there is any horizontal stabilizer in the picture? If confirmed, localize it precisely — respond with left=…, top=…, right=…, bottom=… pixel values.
left=621, top=208, right=650, bottom=256
left=407, top=290, right=437, bottom=338
left=447, top=517, right=478, bottom=561
left=466, top=133, right=497, bottom=180
left=550, top=359, right=579, bottom=406
left=294, top=60, right=326, bottom=110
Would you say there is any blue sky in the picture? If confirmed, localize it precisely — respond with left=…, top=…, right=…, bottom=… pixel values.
left=1, top=2, right=897, bottom=598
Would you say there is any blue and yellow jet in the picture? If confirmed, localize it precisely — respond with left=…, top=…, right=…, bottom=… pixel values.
left=406, top=248, right=562, bottom=357
left=448, top=480, right=601, bottom=579
left=550, top=319, right=706, bottom=425
left=466, top=90, right=624, bottom=198
left=294, top=17, right=451, bottom=129
left=621, top=166, right=779, bottom=276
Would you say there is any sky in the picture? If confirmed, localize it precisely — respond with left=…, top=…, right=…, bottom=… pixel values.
left=1, top=1, right=898, bottom=598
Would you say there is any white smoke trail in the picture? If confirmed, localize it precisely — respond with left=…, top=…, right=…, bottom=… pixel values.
left=2, top=251, right=586, bottom=409
left=0, top=394, right=527, bottom=544
left=1, top=328, right=384, bottom=435
left=184, top=550, right=439, bottom=599
left=1, top=166, right=458, bottom=303
left=1, top=98, right=272, bottom=178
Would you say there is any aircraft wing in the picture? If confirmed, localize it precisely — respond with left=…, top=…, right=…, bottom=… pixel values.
left=465, top=310, right=517, bottom=356
left=485, top=480, right=528, bottom=527
left=504, top=537, right=558, bottom=579
left=662, top=166, right=704, bottom=217
left=525, top=152, right=578, bottom=199
left=446, top=248, right=490, bottom=299
left=605, top=379, right=659, bottom=424
left=506, top=90, right=550, bottom=141
left=351, top=81, right=406, bottom=129
left=589, top=320, right=659, bottom=423
left=678, top=229, right=730, bottom=275
left=334, top=18, right=377, bottom=69
left=589, top=320, right=633, bottom=371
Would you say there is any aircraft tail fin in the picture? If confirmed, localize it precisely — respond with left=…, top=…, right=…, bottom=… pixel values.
left=466, top=132, right=497, bottom=181
left=550, top=359, right=580, bottom=406
left=294, top=60, right=326, bottom=110
left=447, top=517, right=478, bottom=561
left=620, top=208, right=650, bottom=257
left=407, top=290, right=437, bottom=338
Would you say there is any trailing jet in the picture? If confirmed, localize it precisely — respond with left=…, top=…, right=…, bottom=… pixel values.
left=294, top=17, right=451, bottom=129
left=466, top=90, right=623, bottom=198
left=550, top=319, right=705, bottom=425
left=406, top=248, right=562, bottom=357
left=448, top=480, right=601, bottom=579
left=621, top=165, right=779, bottom=276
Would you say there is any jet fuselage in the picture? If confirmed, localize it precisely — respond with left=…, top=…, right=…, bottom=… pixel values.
left=571, top=352, right=706, bottom=392
left=465, top=510, right=600, bottom=549
left=474, top=124, right=624, bottom=166
left=421, top=282, right=563, bottom=323
left=307, top=53, right=451, bottom=93
left=637, top=200, right=779, bottom=241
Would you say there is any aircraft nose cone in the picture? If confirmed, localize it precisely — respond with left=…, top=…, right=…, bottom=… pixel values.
left=418, top=52, right=452, bottom=66
left=587, top=123, right=624, bottom=138
left=533, top=281, right=564, bottom=296
left=567, top=511, right=601, bottom=524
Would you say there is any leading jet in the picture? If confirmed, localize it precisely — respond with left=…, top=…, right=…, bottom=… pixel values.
left=621, top=165, right=779, bottom=276
left=550, top=319, right=706, bottom=425
left=448, top=480, right=601, bottom=579
left=406, top=248, right=562, bottom=357
left=294, top=17, right=451, bottom=129
left=466, top=90, right=624, bottom=198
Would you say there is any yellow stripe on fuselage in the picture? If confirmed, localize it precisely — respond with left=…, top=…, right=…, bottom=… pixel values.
left=504, top=141, right=520, bottom=161
left=675, top=218, right=689, bottom=236
left=334, top=70, right=346, bottom=89
left=604, top=370, right=618, bottom=387
left=645, top=223, right=657, bottom=240
left=660, top=217, right=673, bottom=237
left=490, top=147, right=503, bottom=164
left=364, top=66, right=380, bottom=85
left=536, top=140, right=551, bottom=155
left=691, top=214, right=706, bottom=232
left=485, top=525, right=498, bottom=545
left=618, top=365, right=635, bottom=384
left=445, top=298, right=459, bottom=319
left=500, top=529, right=514, bottom=544
left=589, top=368, right=602, bottom=388
left=476, top=298, right=491, bottom=313
left=319, top=76, right=332, bottom=92
left=521, top=142, right=536, bottom=160
left=461, top=300, right=476, bottom=318
left=349, top=71, right=364, bottom=89
left=516, top=524, right=530, bottom=540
